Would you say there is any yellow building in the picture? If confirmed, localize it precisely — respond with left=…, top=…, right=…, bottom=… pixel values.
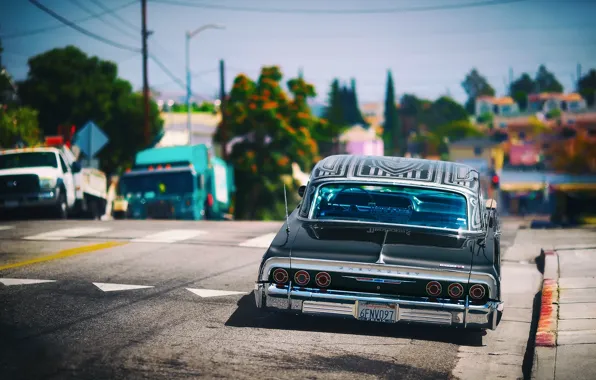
left=448, top=138, right=505, bottom=172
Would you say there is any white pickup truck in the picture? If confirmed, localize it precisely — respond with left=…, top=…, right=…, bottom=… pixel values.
left=0, top=138, right=108, bottom=219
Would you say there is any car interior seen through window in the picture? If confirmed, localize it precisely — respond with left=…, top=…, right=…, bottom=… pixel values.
left=311, top=183, right=468, bottom=230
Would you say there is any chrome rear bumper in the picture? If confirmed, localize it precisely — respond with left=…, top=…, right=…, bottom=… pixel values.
left=254, top=284, right=504, bottom=330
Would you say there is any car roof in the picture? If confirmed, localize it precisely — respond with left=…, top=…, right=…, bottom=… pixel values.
left=309, top=155, right=480, bottom=193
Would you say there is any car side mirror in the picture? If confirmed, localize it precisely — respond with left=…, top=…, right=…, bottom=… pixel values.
left=71, top=162, right=82, bottom=173
left=485, top=199, right=497, bottom=228
left=298, top=185, right=306, bottom=198
left=485, top=199, right=497, bottom=210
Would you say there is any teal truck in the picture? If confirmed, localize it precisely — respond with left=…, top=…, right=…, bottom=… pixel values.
left=114, top=144, right=235, bottom=220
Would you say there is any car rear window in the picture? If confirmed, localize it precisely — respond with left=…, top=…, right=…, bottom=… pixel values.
left=309, top=183, right=468, bottom=230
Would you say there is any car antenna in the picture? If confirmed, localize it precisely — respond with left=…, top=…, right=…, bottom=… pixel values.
left=283, top=183, right=290, bottom=235
left=283, top=183, right=293, bottom=295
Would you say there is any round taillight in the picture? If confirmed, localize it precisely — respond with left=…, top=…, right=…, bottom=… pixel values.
left=272, top=268, right=288, bottom=284
left=448, top=283, right=464, bottom=298
left=469, top=284, right=486, bottom=300
left=315, top=272, right=331, bottom=288
left=426, top=281, right=442, bottom=297
left=294, top=270, right=310, bottom=286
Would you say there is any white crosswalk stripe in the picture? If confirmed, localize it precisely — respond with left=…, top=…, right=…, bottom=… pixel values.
left=238, top=233, right=276, bottom=248
left=0, top=225, right=15, bottom=231
left=23, top=227, right=111, bottom=241
left=93, top=282, right=154, bottom=292
left=130, top=229, right=207, bottom=243
left=0, top=278, right=56, bottom=286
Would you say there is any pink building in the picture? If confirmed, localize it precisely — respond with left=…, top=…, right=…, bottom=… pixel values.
left=340, top=125, right=384, bottom=156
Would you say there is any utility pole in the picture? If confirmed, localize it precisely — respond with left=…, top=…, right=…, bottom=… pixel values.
left=219, top=59, right=227, bottom=160
left=141, top=0, right=150, bottom=146
left=576, top=63, right=582, bottom=91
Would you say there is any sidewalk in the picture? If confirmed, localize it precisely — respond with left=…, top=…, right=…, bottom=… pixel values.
left=533, top=234, right=596, bottom=379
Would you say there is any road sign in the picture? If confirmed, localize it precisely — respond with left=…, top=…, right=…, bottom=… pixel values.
left=73, top=121, right=109, bottom=158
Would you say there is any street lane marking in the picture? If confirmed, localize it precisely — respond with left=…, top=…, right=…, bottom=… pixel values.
left=0, top=278, right=56, bottom=286
left=93, top=282, right=154, bottom=292
left=0, top=226, right=15, bottom=231
left=0, top=242, right=127, bottom=271
left=187, top=288, right=245, bottom=298
left=238, top=233, right=276, bottom=248
left=23, top=227, right=111, bottom=241
left=131, top=229, right=206, bottom=243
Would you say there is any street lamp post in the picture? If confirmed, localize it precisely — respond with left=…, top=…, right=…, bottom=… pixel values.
left=185, top=24, right=225, bottom=146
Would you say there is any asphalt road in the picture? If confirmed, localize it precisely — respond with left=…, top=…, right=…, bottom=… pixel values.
left=1, top=218, right=523, bottom=380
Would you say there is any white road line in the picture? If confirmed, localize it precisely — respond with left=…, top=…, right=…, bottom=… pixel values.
left=131, top=229, right=206, bottom=243
left=186, top=288, right=245, bottom=298
left=238, top=233, right=276, bottom=248
left=23, top=227, right=111, bottom=241
left=93, top=283, right=154, bottom=292
left=0, top=225, right=15, bottom=231
left=0, top=278, right=56, bottom=286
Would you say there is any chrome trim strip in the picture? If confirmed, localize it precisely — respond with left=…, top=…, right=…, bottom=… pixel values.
left=342, top=276, right=416, bottom=285
left=260, top=256, right=498, bottom=298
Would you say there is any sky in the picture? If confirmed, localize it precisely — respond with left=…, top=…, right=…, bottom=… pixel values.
left=1, top=0, right=595, bottom=105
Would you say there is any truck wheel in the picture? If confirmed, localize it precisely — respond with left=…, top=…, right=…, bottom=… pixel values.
left=55, top=191, right=68, bottom=220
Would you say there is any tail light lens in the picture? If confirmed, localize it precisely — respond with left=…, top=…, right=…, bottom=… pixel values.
left=272, top=268, right=288, bottom=284
left=469, top=284, right=486, bottom=300
left=315, top=272, right=331, bottom=288
left=207, top=194, right=214, bottom=207
left=426, top=281, right=442, bottom=297
left=448, top=283, right=464, bottom=298
left=294, top=270, right=310, bottom=286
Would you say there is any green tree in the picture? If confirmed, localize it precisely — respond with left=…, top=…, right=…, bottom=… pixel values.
left=461, top=69, right=496, bottom=114
left=0, top=107, right=41, bottom=148
left=534, top=65, right=564, bottom=93
left=383, top=70, right=400, bottom=155
left=578, top=69, right=596, bottom=107
left=17, top=46, right=163, bottom=174
left=509, top=73, right=535, bottom=110
left=321, top=78, right=347, bottom=155
left=424, top=96, right=469, bottom=131
left=213, top=66, right=326, bottom=220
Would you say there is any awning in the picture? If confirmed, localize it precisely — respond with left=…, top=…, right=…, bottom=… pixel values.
left=501, top=183, right=545, bottom=192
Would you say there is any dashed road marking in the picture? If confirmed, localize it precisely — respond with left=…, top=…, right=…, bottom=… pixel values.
left=187, top=288, right=246, bottom=298
left=0, top=278, right=56, bottom=286
left=93, top=282, right=154, bottom=292
left=0, top=226, right=15, bottom=231
left=131, top=229, right=207, bottom=243
left=238, top=233, right=276, bottom=248
left=0, top=242, right=127, bottom=271
left=24, top=227, right=111, bottom=241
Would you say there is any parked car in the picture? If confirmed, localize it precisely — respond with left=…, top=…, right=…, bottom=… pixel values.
left=254, top=154, right=503, bottom=332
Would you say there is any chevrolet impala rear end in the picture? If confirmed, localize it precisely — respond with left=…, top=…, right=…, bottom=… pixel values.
left=254, top=155, right=504, bottom=332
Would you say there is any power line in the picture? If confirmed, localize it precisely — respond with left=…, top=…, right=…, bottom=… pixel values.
left=89, top=0, right=141, bottom=33
left=149, top=55, right=208, bottom=99
left=67, top=0, right=139, bottom=41
left=27, top=0, right=141, bottom=53
left=148, top=0, right=527, bottom=14
left=1, top=0, right=138, bottom=39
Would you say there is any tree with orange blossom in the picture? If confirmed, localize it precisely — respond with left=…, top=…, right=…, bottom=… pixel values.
left=547, top=129, right=596, bottom=174
left=213, top=66, right=329, bottom=220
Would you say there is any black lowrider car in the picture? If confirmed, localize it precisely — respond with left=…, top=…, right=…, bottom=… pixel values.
left=254, top=155, right=504, bottom=331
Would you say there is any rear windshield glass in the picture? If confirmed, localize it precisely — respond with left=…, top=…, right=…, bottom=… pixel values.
left=309, top=183, right=468, bottom=230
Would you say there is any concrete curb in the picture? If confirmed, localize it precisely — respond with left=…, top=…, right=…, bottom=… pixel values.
left=531, top=249, right=559, bottom=380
